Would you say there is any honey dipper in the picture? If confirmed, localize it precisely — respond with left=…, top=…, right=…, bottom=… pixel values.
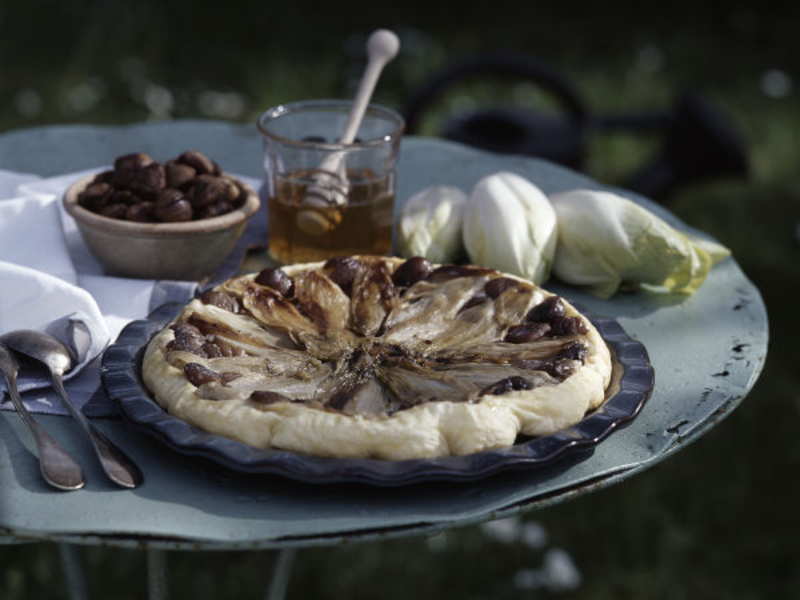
left=296, top=29, right=400, bottom=236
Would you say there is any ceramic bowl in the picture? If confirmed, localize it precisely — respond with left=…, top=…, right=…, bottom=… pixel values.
left=63, top=174, right=260, bottom=280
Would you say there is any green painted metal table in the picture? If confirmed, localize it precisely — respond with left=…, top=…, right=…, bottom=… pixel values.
left=0, top=121, right=768, bottom=599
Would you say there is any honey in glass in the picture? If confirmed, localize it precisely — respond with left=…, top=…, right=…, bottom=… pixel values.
left=267, top=167, right=394, bottom=264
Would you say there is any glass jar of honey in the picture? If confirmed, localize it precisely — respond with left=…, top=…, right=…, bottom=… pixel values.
left=258, top=100, right=404, bottom=264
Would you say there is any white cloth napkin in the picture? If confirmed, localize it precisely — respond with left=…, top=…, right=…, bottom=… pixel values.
left=0, top=178, right=109, bottom=383
left=0, top=168, right=217, bottom=417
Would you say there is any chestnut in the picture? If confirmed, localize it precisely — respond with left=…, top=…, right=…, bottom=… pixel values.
left=154, top=189, right=193, bottom=222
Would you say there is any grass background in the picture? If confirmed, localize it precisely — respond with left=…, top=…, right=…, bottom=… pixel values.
left=1, top=1, right=798, bottom=598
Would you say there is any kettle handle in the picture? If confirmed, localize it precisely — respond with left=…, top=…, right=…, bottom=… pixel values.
left=404, top=52, right=589, bottom=134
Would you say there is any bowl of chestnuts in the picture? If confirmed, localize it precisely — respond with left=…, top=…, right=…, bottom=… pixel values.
left=63, top=150, right=260, bottom=280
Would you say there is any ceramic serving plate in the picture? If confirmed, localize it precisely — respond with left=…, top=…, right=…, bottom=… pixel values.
left=101, top=301, right=654, bottom=486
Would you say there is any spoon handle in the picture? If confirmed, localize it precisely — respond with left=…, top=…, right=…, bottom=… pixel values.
left=0, top=367, right=85, bottom=491
left=50, top=374, right=143, bottom=489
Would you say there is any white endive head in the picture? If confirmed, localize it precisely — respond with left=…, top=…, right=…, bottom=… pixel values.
left=397, top=185, right=468, bottom=263
left=550, top=188, right=730, bottom=298
left=462, top=172, right=557, bottom=284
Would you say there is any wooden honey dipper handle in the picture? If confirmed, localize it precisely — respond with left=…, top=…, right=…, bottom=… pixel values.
left=339, top=29, right=400, bottom=145
left=296, top=30, right=400, bottom=236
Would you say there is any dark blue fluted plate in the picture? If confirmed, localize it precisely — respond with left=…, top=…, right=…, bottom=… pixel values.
left=101, top=301, right=654, bottom=486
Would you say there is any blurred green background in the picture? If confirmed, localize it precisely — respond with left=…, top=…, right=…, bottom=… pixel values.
left=1, top=1, right=798, bottom=598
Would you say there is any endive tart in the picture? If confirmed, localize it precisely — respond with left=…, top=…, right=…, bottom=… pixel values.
left=142, top=255, right=612, bottom=459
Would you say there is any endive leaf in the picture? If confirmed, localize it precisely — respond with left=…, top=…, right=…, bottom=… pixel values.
left=550, top=189, right=730, bottom=298
left=463, top=172, right=557, bottom=284
left=398, top=185, right=468, bottom=263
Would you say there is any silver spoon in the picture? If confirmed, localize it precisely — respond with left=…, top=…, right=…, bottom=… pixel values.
left=1, top=330, right=143, bottom=489
left=0, top=341, right=85, bottom=490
